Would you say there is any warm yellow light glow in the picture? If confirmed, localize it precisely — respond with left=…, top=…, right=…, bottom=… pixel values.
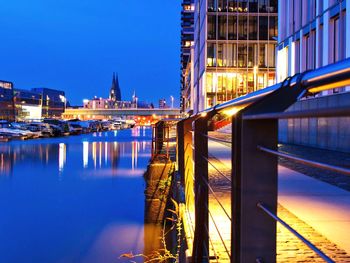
left=201, top=112, right=207, bottom=117
left=83, top=141, right=89, bottom=168
left=308, top=79, right=350, bottom=93
left=253, top=65, right=258, bottom=75
left=222, top=107, right=241, bottom=117
left=277, top=47, right=289, bottom=82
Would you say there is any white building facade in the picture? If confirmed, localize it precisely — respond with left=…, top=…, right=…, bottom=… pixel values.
left=193, top=0, right=278, bottom=113
left=277, top=0, right=350, bottom=93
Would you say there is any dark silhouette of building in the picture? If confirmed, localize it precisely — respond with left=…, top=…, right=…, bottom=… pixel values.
left=109, top=72, right=122, bottom=102
left=180, top=0, right=195, bottom=111
left=0, top=80, right=15, bottom=121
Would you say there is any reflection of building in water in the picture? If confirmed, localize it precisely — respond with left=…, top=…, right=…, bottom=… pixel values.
left=131, top=141, right=139, bottom=170
left=82, top=141, right=121, bottom=170
left=0, top=144, right=60, bottom=176
left=58, top=143, right=66, bottom=173
left=132, top=126, right=141, bottom=137
left=0, top=145, right=14, bottom=175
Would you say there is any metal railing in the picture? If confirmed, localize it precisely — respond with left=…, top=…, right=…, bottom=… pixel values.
left=151, top=120, right=177, bottom=160
left=176, top=58, right=350, bottom=263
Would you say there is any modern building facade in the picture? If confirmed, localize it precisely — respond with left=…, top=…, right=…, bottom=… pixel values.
left=277, top=0, right=350, bottom=94
left=180, top=0, right=195, bottom=112
left=0, top=80, right=15, bottom=121
left=191, top=0, right=278, bottom=112
left=31, top=88, right=66, bottom=118
left=83, top=97, right=133, bottom=109
left=14, top=89, right=42, bottom=120
left=278, top=0, right=350, bottom=152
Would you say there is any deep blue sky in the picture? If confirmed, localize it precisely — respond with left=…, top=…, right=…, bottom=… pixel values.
left=0, top=1, right=181, bottom=105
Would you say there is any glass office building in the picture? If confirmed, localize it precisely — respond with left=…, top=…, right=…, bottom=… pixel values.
left=32, top=88, right=65, bottom=118
left=181, top=0, right=195, bottom=112
left=193, top=0, right=277, bottom=111
left=277, top=0, right=349, bottom=94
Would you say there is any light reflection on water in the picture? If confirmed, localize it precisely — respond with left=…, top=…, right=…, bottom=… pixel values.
left=0, top=127, right=156, bottom=263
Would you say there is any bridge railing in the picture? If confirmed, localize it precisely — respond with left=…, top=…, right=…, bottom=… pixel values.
left=177, top=58, right=350, bottom=262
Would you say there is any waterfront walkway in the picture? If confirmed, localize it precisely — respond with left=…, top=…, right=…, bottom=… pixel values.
left=207, top=134, right=350, bottom=262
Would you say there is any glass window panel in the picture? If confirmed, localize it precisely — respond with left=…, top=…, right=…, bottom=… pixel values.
left=217, top=74, right=223, bottom=92
left=218, top=15, right=227, bottom=40
left=257, top=73, right=267, bottom=89
left=218, top=0, right=227, bottom=12
left=269, top=16, right=277, bottom=40
left=227, top=44, right=233, bottom=67
left=208, top=15, right=217, bottom=40
left=233, top=43, right=237, bottom=67
left=228, top=0, right=237, bottom=12
left=217, top=43, right=224, bottom=67
left=207, top=43, right=216, bottom=67
left=267, top=44, right=275, bottom=67
left=259, top=44, right=267, bottom=67
left=249, top=0, right=258, bottom=12
left=208, top=0, right=217, bottom=11
left=237, top=73, right=247, bottom=95
left=259, top=16, right=268, bottom=40
left=247, top=72, right=254, bottom=93
left=237, top=0, right=248, bottom=12
left=269, top=0, right=277, bottom=12
left=206, top=73, right=213, bottom=93
left=248, top=44, right=258, bottom=67
left=238, top=44, right=247, bottom=67
left=238, top=16, right=248, bottom=40
left=248, top=16, right=258, bottom=40
left=228, top=15, right=237, bottom=40
left=259, top=0, right=269, bottom=12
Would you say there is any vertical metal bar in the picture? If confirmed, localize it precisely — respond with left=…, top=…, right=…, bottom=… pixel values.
left=177, top=118, right=194, bottom=185
left=177, top=120, right=185, bottom=180
left=231, top=115, right=240, bottom=263
left=192, top=116, right=209, bottom=263
left=231, top=75, right=304, bottom=262
left=239, top=116, right=278, bottom=262
left=151, top=126, right=155, bottom=158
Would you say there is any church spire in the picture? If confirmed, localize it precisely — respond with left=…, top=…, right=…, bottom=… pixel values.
left=109, top=72, right=122, bottom=102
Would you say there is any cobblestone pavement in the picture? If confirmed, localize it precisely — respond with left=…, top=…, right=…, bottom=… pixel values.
left=209, top=131, right=350, bottom=191
left=278, top=144, right=350, bottom=191
left=205, top=133, right=350, bottom=262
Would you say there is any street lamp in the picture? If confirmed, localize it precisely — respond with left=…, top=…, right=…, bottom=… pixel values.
left=170, top=95, right=174, bottom=108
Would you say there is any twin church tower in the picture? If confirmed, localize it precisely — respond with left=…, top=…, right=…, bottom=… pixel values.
left=109, top=72, right=122, bottom=102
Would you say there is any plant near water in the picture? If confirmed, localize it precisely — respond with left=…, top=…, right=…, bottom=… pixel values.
left=120, top=198, right=182, bottom=263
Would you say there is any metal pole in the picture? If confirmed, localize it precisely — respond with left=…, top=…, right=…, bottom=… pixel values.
left=192, top=116, right=209, bottom=263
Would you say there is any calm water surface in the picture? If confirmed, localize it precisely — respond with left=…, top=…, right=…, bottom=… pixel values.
left=0, top=127, right=153, bottom=263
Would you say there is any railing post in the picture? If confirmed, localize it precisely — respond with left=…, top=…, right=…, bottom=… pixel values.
left=177, top=118, right=194, bottom=185
left=233, top=112, right=278, bottom=262
left=192, top=116, right=209, bottom=263
left=231, top=76, right=305, bottom=262
left=155, top=121, right=164, bottom=155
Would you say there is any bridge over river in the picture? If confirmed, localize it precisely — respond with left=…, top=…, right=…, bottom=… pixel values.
left=62, top=107, right=182, bottom=120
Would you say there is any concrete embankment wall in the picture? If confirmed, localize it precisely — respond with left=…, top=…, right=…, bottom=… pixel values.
left=279, top=92, right=350, bottom=153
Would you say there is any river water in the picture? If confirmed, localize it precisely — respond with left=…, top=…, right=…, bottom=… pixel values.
left=0, top=127, right=154, bottom=263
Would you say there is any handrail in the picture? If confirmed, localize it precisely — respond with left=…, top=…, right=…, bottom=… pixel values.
left=243, top=106, right=350, bottom=120
left=257, top=203, right=335, bottom=263
left=176, top=58, right=350, bottom=263
left=258, top=146, right=350, bottom=176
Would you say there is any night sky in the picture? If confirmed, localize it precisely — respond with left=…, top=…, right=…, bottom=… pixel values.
left=0, top=1, right=181, bottom=106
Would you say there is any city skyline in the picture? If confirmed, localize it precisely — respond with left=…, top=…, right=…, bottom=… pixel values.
left=0, top=0, right=181, bottom=106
